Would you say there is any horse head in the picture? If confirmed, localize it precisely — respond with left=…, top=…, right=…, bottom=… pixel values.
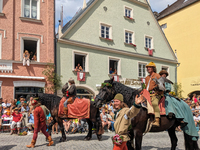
left=94, top=78, right=115, bottom=108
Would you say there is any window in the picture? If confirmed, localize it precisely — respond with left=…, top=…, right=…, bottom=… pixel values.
left=125, top=31, right=133, bottom=44
left=138, top=63, right=147, bottom=78
left=15, top=87, right=43, bottom=100
left=21, top=37, right=40, bottom=62
left=109, top=57, right=121, bottom=75
left=100, top=23, right=112, bottom=40
left=73, top=51, right=89, bottom=72
left=0, top=0, right=3, bottom=13
left=124, top=7, right=133, bottom=18
left=22, top=0, right=40, bottom=19
left=145, top=36, right=153, bottom=49
left=24, top=40, right=37, bottom=61
left=74, top=54, right=86, bottom=72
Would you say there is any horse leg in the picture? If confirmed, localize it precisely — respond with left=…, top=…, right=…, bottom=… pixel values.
left=48, top=118, right=56, bottom=137
left=57, top=118, right=66, bottom=142
left=96, top=118, right=102, bottom=141
left=135, top=131, right=143, bottom=150
left=84, top=119, right=93, bottom=140
left=168, top=126, right=178, bottom=150
left=127, top=129, right=135, bottom=150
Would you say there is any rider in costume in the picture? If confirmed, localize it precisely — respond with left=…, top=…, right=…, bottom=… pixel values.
left=26, top=98, right=54, bottom=148
left=112, top=93, right=144, bottom=150
left=61, top=78, right=77, bottom=118
left=145, top=62, right=163, bottom=127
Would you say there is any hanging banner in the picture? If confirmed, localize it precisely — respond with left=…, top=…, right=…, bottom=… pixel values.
left=148, top=48, right=153, bottom=56
left=77, top=72, right=85, bottom=82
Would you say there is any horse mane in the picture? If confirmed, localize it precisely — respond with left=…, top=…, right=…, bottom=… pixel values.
left=38, top=93, right=61, bottom=110
left=112, top=81, right=141, bottom=107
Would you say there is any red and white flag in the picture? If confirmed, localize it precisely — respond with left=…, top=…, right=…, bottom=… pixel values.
left=113, top=75, right=119, bottom=82
left=148, top=48, right=153, bottom=56
left=77, top=72, right=85, bottom=81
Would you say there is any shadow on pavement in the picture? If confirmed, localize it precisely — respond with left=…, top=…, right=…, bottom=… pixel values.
left=52, top=135, right=111, bottom=145
left=142, top=146, right=182, bottom=150
left=0, top=145, right=17, bottom=150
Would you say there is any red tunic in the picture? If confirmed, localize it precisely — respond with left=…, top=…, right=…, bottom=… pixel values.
left=58, top=97, right=67, bottom=115
left=34, top=105, right=46, bottom=129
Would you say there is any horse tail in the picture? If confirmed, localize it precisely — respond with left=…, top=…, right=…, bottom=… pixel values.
left=183, top=132, right=199, bottom=150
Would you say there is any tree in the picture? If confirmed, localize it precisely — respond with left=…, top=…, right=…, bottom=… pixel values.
left=42, top=63, right=62, bottom=94
left=172, top=83, right=183, bottom=98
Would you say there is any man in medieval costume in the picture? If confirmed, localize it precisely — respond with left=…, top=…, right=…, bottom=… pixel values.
left=58, top=78, right=77, bottom=118
left=26, top=98, right=54, bottom=148
left=145, top=62, right=163, bottom=127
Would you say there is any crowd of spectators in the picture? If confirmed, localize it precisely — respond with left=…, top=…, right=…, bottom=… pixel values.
left=0, top=96, right=89, bottom=135
left=99, top=101, right=115, bottom=132
left=183, top=94, right=200, bottom=130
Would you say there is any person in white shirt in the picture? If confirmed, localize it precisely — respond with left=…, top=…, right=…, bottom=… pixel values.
left=193, top=113, right=200, bottom=127
left=2, top=99, right=11, bottom=114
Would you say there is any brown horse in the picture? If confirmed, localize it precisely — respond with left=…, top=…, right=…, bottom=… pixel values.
left=38, top=93, right=102, bottom=142
left=94, top=78, right=199, bottom=150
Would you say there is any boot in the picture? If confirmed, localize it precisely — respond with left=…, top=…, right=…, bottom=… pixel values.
left=26, top=139, right=36, bottom=148
left=152, top=117, right=160, bottom=127
left=59, top=107, right=68, bottom=118
left=47, top=136, right=54, bottom=146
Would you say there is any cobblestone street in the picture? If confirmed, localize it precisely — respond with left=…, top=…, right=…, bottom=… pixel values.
left=0, top=131, right=200, bottom=150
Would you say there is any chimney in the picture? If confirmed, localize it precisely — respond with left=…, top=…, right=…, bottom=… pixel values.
left=82, top=0, right=87, bottom=10
left=148, top=0, right=150, bottom=6
left=58, top=20, right=63, bottom=39
left=60, top=5, right=63, bottom=28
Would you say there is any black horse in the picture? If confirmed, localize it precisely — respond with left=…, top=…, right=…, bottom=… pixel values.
left=37, top=93, right=102, bottom=142
left=94, top=78, right=199, bottom=150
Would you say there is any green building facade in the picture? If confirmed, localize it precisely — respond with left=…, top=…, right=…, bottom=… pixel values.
left=56, top=0, right=177, bottom=97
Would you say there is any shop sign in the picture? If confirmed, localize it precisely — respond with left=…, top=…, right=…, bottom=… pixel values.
left=0, top=62, right=13, bottom=73
left=120, top=78, right=142, bottom=89
left=191, top=80, right=200, bottom=86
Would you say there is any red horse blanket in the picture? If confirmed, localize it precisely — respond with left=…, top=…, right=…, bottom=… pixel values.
left=68, top=98, right=90, bottom=118
left=141, top=89, right=166, bottom=115
left=58, top=97, right=67, bottom=115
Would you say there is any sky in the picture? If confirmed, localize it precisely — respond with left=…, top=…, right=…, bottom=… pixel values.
left=55, top=0, right=177, bottom=31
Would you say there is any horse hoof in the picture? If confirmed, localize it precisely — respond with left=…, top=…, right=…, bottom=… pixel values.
left=84, top=136, right=91, bottom=141
left=59, top=138, right=66, bottom=142
left=97, top=135, right=102, bottom=141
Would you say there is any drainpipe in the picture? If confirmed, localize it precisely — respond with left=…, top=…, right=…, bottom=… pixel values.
left=54, top=0, right=57, bottom=96
left=175, top=49, right=180, bottom=95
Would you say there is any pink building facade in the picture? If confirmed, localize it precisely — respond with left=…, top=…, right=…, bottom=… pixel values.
left=0, top=0, right=54, bottom=100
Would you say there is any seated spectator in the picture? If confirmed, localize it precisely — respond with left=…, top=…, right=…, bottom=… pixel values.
left=195, top=102, right=200, bottom=113
left=109, top=68, right=113, bottom=74
left=108, top=101, right=114, bottom=113
left=10, top=108, right=23, bottom=135
left=190, top=103, right=196, bottom=113
left=107, top=108, right=115, bottom=131
left=71, top=119, right=79, bottom=133
left=27, top=110, right=34, bottom=134
left=17, top=98, right=26, bottom=111
left=63, top=119, right=71, bottom=134
left=2, top=110, right=10, bottom=124
left=23, top=50, right=30, bottom=66
left=100, top=108, right=111, bottom=132
left=10, top=100, right=17, bottom=113
left=21, top=103, right=29, bottom=113
left=2, top=110, right=10, bottom=131
left=27, top=97, right=34, bottom=112
left=75, top=63, right=83, bottom=72
left=193, top=113, right=200, bottom=127
left=32, top=52, right=37, bottom=61
left=52, top=122, right=58, bottom=134
left=2, top=98, right=11, bottom=114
